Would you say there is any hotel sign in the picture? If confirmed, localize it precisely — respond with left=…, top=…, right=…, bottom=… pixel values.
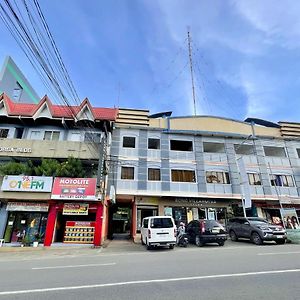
left=1, top=176, right=53, bottom=192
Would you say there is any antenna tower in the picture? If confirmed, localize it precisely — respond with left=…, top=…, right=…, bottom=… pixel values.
left=187, top=29, right=197, bottom=116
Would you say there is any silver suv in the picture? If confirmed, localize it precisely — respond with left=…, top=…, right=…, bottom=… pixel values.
left=227, top=217, right=287, bottom=245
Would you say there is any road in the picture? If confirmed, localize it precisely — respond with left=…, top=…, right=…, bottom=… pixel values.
left=0, top=240, right=300, bottom=299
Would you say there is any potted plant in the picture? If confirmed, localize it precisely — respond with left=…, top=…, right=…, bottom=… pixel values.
left=21, top=235, right=31, bottom=247
left=33, top=233, right=43, bottom=247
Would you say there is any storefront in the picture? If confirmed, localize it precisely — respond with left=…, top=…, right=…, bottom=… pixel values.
left=0, top=175, right=53, bottom=244
left=44, top=177, right=103, bottom=247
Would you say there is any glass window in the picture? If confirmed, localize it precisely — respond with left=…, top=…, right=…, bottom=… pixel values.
left=150, top=218, right=173, bottom=228
left=43, top=131, right=60, bottom=141
left=121, top=166, right=134, bottom=180
left=170, top=140, right=193, bottom=151
left=148, top=138, right=160, bottom=149
left=248, top=173, right=261, bottom=185
left=264, top=146, right=286, bottom=157
left=70, top=132, right=81, bottom=142
left=30, top=130, right=41, bottom=140
left=171, top=170, right=196, bottom=182
left=84, top=132, right=101, bottom=143
left=148, top=168, right=161, bottom=181
left=123, top=137, right=135, bottom=148
left=206, top=171, right=230, bottom=184
left=0, top=129, right=9, bottom=138
left=203, top=142, right=225, bottom=153
left=270, top=174, right=294, bottom=187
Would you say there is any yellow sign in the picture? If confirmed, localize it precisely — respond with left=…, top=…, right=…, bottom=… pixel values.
left=63, top=203, right=89, bottom=215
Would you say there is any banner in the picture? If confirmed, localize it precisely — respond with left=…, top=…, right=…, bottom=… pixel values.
left=6, top=202, right=49, bottom=212
left=63, top=203, right=89, bottom=215
left=237, top=157, right=252, bottom=208
left=51, top=178, right=97, bottom=200
left=1, top=176, right=53, bottom=192
left=280, top=208, right=300, bottom=229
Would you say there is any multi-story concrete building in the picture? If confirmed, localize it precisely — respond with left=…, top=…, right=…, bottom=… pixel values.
left=0, top=56, right=40, bottom=104
left=106, top=111, right=300, bottom=241
left=0, top=92, right=117, bottom=246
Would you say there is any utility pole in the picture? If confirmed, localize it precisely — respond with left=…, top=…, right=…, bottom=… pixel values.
left=187, top=29, right=197, bottom=116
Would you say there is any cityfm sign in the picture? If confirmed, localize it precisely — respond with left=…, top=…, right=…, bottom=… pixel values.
left=1, top=176, right=53, bottom=192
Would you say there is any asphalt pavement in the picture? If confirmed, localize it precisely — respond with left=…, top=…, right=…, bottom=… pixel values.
left=0, top=239, right=300, bottom=299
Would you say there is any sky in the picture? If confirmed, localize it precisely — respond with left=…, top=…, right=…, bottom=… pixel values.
left=0, top=0, right=300, bottom=122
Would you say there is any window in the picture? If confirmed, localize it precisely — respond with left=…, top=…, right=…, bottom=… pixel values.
left=15, top=128, right=24, bottom=139
left=70, top=132, right=81, bottom=142
left=12, top=82, right=23, bottom=102
left=170, top=140, right=193, bottom=151
left=121, top=166, right=134, bottom=180
left=43, top=131, right=60, bottom=141
left=84, top=132, right=101, bottom=143
left=171, top=170, right=196, bottom=182
left=248, top=173, right=261, bottom=185
left=235, top=144, right=255, bottom=155
left=148, top=138, right=160, bottom=149
left=264, top=146, right=286, bottom=157
left=148, top=168, right=161, bottom=181
left=150, top=218, right=173, bottom=228
left=297, top=149, right=300, bottom=158
left=0, top=129, right=9, bottom=138
left=30, top=130, right=40, bottom=140
left=203, top=142, right=225, bottom=153
left=270, top=174, right=294, bottom=187
left=123, top=136, right=135, bottom=148
left=206, top=171, right=230, bottom=184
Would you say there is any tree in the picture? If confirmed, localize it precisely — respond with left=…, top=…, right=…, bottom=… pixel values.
left=57, top=156, right=85, bottom=178
left=34, top=159, right=60, bottom=176
left=0, top=161, right=32, bottom=176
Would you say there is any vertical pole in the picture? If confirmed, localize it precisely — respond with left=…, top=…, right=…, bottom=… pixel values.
left=94, top=203, right=103, bottom=247
left=131, top=200, right=137, bottom=242
left=44, top=202, right=57, bottom=247
left=187, top=29, right=197, bottom=116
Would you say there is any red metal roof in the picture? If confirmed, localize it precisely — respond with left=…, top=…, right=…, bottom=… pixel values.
left=0, top=93, right=118, bottom=121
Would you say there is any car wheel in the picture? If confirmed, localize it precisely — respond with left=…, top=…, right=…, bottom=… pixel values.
left=195, top=236, right=204, bottom=247
left=169, top=245, right=174, bottom=249
left=252, top=232, right=263, bottom=245
left=229, top=230, right=238, bottom=242
left=218, top=241, right=225, bottom=246
left=275, top=240, right=286, bottom=245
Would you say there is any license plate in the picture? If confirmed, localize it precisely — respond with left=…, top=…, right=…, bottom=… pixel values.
left=276, top=235, right=283, bottom=238
left=212, top=228, right=220, bottom=233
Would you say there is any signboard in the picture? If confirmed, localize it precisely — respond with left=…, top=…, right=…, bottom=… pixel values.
left=1, top=176, right=53, bottom=192
left=0, top=147, right=32, bottom=153
left=51, top=178, right=97, bottom=200
left=280, top=208, right=300, bottom=229
left=6, top=202, right=49, bottom=212
left=63, top=203, right=89, bottom=215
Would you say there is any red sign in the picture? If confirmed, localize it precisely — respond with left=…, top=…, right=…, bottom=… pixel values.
left=51, top=178, right=97, bottom=200
left=66, top=221, right=95, bottom=227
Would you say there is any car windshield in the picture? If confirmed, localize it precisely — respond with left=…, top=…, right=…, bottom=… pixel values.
left=150, top=218, right=173, bottom=228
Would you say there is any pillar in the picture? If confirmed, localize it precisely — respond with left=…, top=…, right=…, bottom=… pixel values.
left=94, top=203, right=103, bottom=247
left=131, top=201, right=137, bottom=240
left=44, top=202, right=57, bottom=247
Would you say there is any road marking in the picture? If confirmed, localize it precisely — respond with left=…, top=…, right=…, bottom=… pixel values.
left=32, top=263, right=116, bottom=270
left=0, top=269, right=299, bottom=296
left=258, top=251, right=300, bottom=256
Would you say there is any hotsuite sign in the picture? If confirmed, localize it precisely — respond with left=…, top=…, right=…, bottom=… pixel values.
left=1, top=176, right=53, bottom=192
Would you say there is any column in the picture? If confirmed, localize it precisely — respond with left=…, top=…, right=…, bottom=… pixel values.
left=94, top=203, right=103, bottom=247
left=131, top=201, right=137, bottom=240
left=44, top=202, right=57, bottom=247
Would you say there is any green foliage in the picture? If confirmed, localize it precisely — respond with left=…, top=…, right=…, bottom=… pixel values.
left=34, top=159, right=60, bottom=176
left=57, top=156, right=86, bottom=178
left=0, top=161, right=32, bottom=176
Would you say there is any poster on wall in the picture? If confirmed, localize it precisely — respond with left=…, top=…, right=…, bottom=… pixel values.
left=51, top=178, right=97, bottom=200
left=63, top=203, right=89, bottom=215
left=1, top=176, right=53, bottom=192
left=192, top=208, right=199, bottom=220
left=164, top=207, right=173, bottom=216
left=280, top=208, right=300, bottom=229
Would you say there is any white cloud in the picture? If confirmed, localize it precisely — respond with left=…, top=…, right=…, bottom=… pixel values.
left=232, top=0, right=300, bottom=48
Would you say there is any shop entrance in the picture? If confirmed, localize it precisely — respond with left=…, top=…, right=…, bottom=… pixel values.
left=136, top=206, right=158, bottom=232
left=54, top=212, right=96, bottom=243
left=108, top=203, right=132, bottom=240
left=4, top=212, right=47, bottom=243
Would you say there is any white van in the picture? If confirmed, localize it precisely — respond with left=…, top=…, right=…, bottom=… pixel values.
left=141, top=216, right=176, bottom=250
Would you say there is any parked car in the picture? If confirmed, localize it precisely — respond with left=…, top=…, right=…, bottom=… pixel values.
left=186, top=219, right=227, bottom=247
left=227, top=217, right=287, bottom=245
left=141, top=216, right=177, bottom=250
